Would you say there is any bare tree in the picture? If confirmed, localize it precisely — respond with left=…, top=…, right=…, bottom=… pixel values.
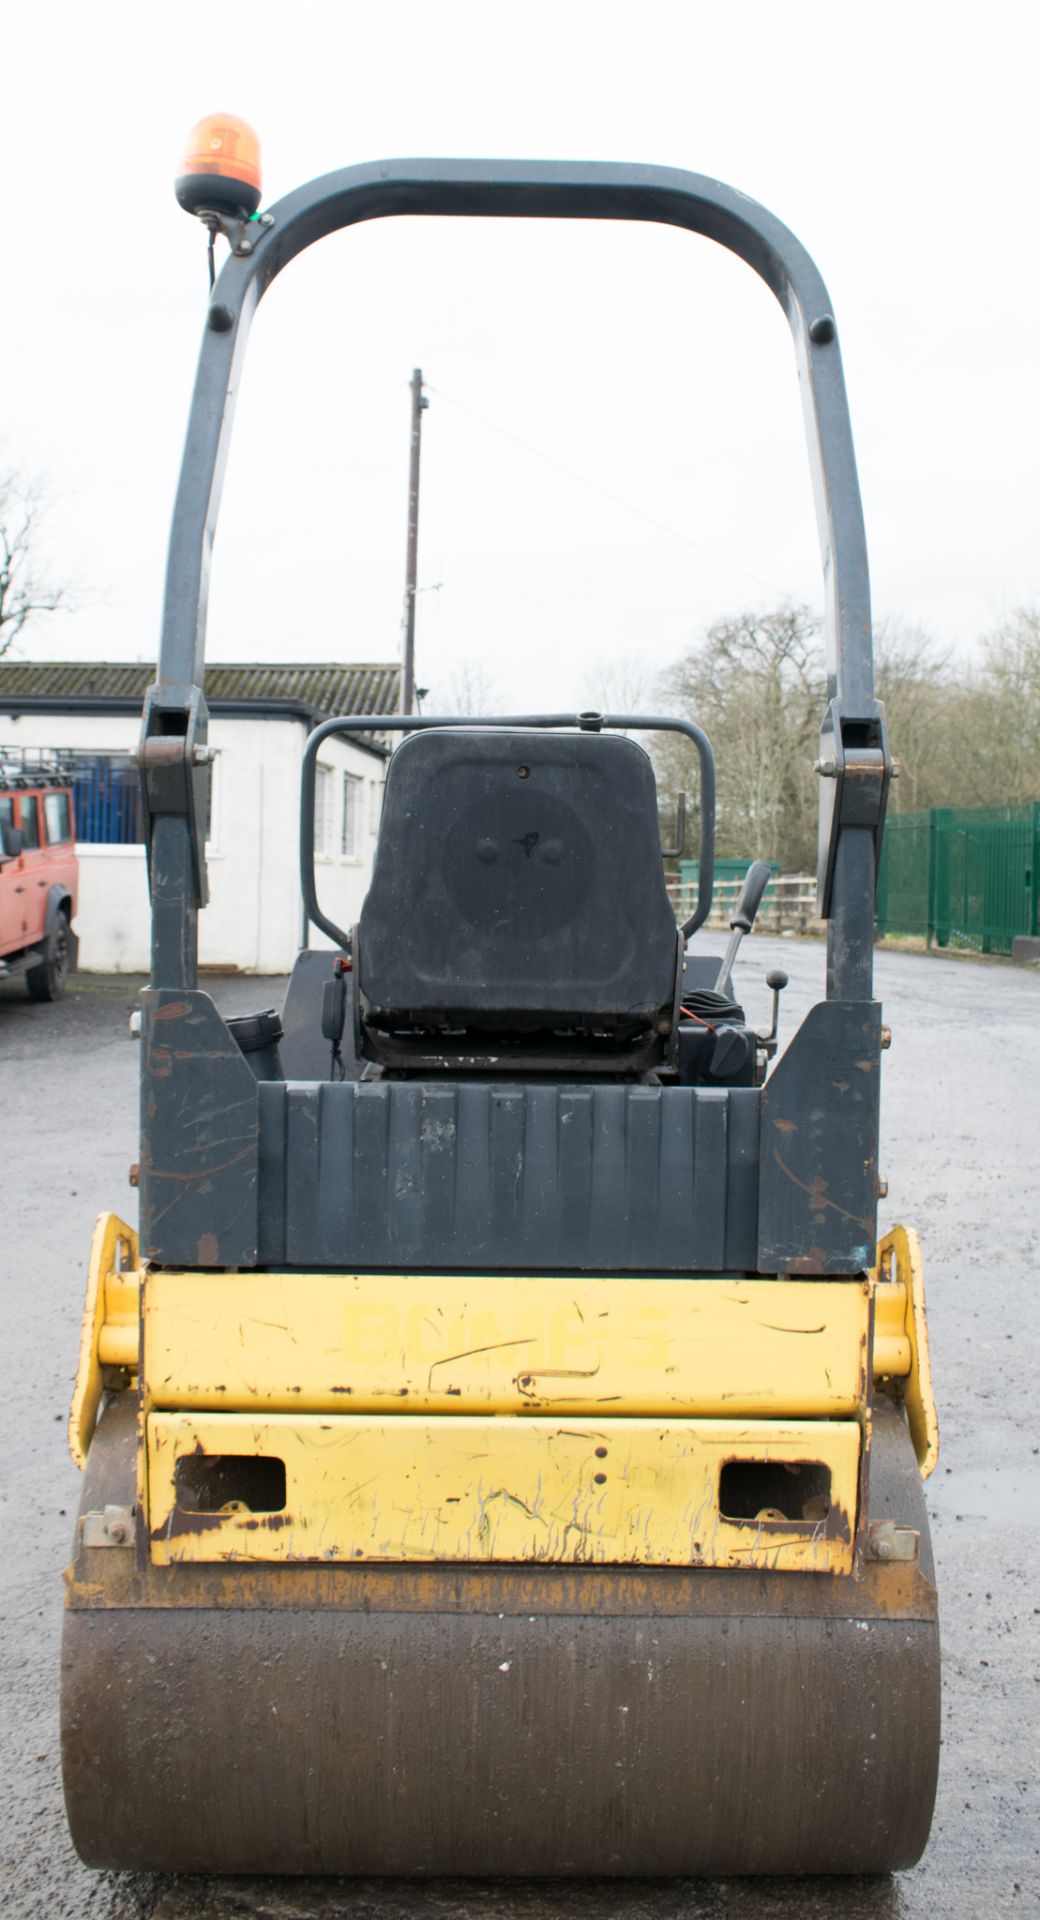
left=656, top=603, right=1040, bottom=860
left=873, top=616, right=957, bottom=814
left=0, top=465, right=73, bottom=658
left=954, top=606, right=1040, bottom=806
left=428, top=657, right=506, bottom=717
left=578, top=653, right=653, bottom=724
left=658, top=607, right=825, bottom=872
left=876, top=607, right=1040, bottom=812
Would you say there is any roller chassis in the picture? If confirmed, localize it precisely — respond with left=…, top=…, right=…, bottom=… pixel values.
left=62, top=156, right=940, bottom=1878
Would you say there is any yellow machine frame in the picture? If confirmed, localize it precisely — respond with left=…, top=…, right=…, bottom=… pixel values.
left=71, top=1214, right=937, bottom=1579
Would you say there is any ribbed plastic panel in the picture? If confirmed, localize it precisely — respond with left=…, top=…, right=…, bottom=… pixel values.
left=257, top=1080, right=760, bottom=1273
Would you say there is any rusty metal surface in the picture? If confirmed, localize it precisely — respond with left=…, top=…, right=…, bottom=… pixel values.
left=61, top=1394, right=938, bottom=1877
left=142, top=1409, right=861, bottom=1573
left=4, top=953, right=1039, bottom=1917
left=62, top=1602, right=939, bottom=1878
left=140, top=1269, right=871, bottom=1418
left=134, top=736, right=191, bottom=771
left=758, top=999, right=882, bottom=1272
left=139, top=988, right=259, bottom=1266
left=69, top=1393, right=929, bottom=1618
left=68, top=1548, right=940, bottom=1622
left=143, top=998, right=884, bottom=1274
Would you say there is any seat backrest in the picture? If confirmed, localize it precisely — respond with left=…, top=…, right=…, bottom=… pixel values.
left=357, top=728, right=678, bottom=1036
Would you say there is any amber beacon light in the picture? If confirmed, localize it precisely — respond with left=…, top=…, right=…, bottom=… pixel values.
left=175, top=113, right=263, bottom=218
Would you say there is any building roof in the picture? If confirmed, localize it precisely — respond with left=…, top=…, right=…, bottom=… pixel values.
left=0, top=659, right=401, bottom=720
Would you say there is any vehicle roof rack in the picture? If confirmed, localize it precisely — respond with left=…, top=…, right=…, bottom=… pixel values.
left=0, top=744, right=77, bottom=789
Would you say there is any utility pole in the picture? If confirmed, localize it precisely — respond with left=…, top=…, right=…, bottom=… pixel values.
left=400, top=368, right=428, bottom=715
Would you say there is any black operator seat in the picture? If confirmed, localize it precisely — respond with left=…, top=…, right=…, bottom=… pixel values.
left=356, top=728, right=681, bottom=1062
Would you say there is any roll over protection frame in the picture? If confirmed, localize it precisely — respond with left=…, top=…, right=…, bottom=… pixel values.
left=300, top=712, right=716, bottom=951
left=146, top=158, right=890, bottom=996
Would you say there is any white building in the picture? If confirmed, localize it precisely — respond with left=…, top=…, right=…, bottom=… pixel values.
left=0, top=661, right=399, bottom=973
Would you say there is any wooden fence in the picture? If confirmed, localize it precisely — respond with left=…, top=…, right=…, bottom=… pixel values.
left=666, top=872, right=818, bottom=935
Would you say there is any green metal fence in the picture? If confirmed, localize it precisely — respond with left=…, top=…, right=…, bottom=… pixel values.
left=877, top=803, right=1040, bottom=954
left=875, top=812, right=931, bottom=939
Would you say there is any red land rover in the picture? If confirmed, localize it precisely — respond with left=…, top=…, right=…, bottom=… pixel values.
left=0, top=750, right=79, bottom=1000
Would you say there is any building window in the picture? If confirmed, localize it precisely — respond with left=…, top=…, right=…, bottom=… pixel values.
left=341, top=773, right=362, bottom=859
left=44, top=791, right=73, bottom=845
left=71, top=753, right=144, bottom=844
left=315, top=764, right=333, bottom=856
left=65, top=752, right=215, bottom=847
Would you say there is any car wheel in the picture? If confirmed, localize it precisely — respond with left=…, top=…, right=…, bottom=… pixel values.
left=27, top=909, right=72, bottom=1002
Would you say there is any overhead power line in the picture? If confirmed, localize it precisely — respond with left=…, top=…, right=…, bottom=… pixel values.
left=425, top=382, right=788, bottom=599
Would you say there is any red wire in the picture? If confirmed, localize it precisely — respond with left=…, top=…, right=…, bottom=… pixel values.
left=680, top=1004, right=716, bottom=1031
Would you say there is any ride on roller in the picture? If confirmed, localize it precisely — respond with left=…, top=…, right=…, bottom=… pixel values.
left=61, top=122, right=940, bottom=1877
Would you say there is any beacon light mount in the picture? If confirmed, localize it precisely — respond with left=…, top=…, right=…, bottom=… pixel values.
left=175, top=112, right=274, bottom=275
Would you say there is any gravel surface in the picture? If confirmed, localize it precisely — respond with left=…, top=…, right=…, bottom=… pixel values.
left=1, top=940, right=1037, bottom=1919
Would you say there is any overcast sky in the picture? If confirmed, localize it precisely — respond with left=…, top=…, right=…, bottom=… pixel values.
left=2, top=1, right=1036, bottom=711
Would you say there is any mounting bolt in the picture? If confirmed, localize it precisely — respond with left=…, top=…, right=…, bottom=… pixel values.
left=129, top=1162, right=140, bottom=1189
left=236, top=237, right=254, bottom=255
left=814, top=758, right=837, bottom=777
left=82, top=1504, right=135, bottom=1549
left=192, top=745, right=217, bottom=765
left=129, top=1010, right=142, bottom=1039
left=876, top=1176, right=888, bottom=1198
left=880, top=1025, right=892, bottom=1050
left=868, top=1519, right=918, bottom=1563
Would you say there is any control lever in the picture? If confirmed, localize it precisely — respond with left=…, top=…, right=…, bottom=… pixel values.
left=759, top=968, right=789, bottom=1057
left=321, top=956, right=351, bottom=1080
left=714, top=861, right=773, bottom=999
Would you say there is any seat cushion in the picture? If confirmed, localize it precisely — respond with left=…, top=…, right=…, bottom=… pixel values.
left=358, top=729, right=678, bottom=1032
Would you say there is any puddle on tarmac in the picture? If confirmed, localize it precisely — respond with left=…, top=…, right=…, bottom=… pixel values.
left=940, top=1464, right=1040, bottom=1526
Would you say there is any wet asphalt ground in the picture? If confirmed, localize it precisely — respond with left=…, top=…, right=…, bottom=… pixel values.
left=1, top=938, right=1037, bottom=1919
